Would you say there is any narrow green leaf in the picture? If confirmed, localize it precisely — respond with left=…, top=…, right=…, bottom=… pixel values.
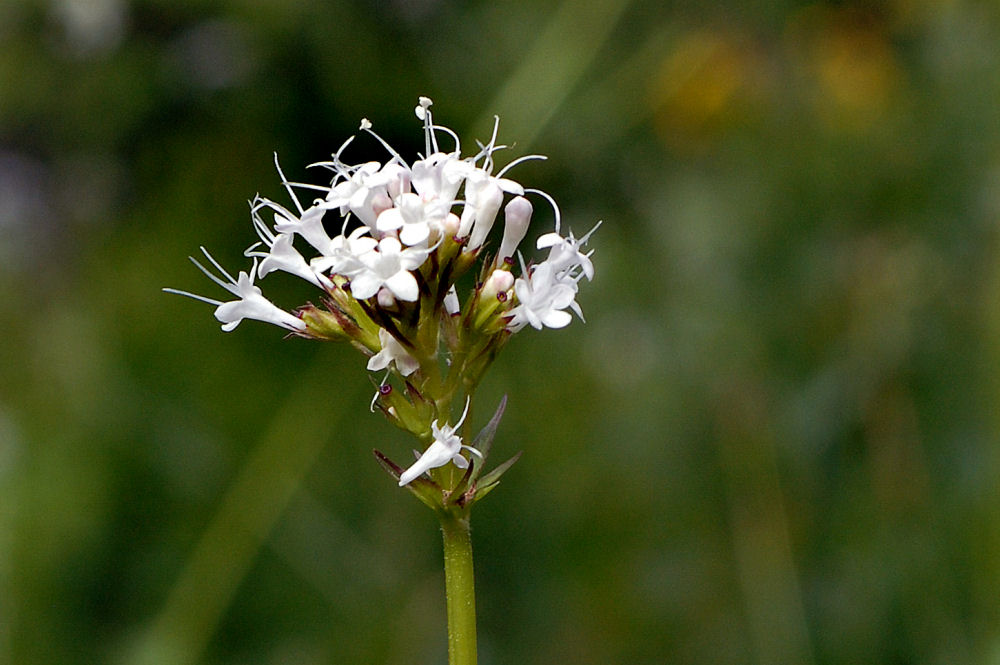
left=468, top=395, right=507, bottom=486
left=372, top=448, right=404, bottom=479
left=471, top=482, right=499, bottom=504
left=473, top=450, right=522, bottom=503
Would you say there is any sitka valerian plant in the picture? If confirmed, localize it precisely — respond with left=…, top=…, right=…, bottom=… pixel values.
left=165, top=97, right=598, bottom=665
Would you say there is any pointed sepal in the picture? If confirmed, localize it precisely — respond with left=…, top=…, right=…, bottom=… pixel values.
left=471, top=450, right=522, bottom=505
left=467, top=395, right=507, bottom=486
left=447, top=457, right=478, bottom=507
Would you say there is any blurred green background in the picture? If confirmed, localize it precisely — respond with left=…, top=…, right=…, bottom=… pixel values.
left=3, top=0, right=1000, bottom=663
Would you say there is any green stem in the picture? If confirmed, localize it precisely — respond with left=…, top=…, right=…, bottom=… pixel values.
left=439, top=510, right=477, bottom=665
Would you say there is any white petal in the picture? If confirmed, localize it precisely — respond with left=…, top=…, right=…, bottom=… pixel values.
left=385, top=271, right=419, bottom=302
left=367, top=350, right=391, bottom=372
left=396, top=354, right=420, bottom=376
left=399, top=222, right=430, bottom=247
left=539, top=309, right=572, bottom=328
left=495, top=177, right=524, bottom=195
left=349, top=273, right=381, bottom=300
left=398, top=440, right=452, bottom=486
left=536, top=232, right=562, bottom=249
left=214, top=295, right=305, bottom=332
left=376, top=207, right=405, bottom=232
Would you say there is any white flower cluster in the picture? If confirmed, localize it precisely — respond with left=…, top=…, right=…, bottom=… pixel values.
left=166, top=97, right=596, bottom=338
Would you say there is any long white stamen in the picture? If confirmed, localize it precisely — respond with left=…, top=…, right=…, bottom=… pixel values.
left=579, top=219, right=603, bottom=244
left=198, top=247, right=239, bottom=286
left=454, top=396, right=471, bottom=429
left=278, top=181, right=334, bottom=195
left=361, top=125, right=409, bottom=168
left=496, top=154, right=547, bottom=178
left=482, top=116, right=501, bottom=173
left=161, top=288, right=223, bottom=306
left=251, top=212, right=277, bottom=244
left=431, top=124, right=461, bottom=154
left=273, top=153, right=304, bottom=215
left=524, top=188, right=562, bottom=233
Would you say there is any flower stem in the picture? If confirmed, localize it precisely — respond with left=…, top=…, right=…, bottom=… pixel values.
left=439, top=509, right=477, bottom=665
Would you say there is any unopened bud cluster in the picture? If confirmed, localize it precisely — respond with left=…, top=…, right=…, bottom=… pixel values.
left=166, top=98, right=597, bottom=495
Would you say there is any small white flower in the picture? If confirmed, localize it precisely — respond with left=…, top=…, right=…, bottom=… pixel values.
left=536, top=220, right=601, bottom=281
left=321, top=161, right=389, bottom=229
left=265, top=199, right=331, bottom=255
left=506, top=261, right=582, bottom=331
left=310, top=226, right=378, bottom=279
left=367, top=328, right=420, bottom=376
left=375, top=191, right=450, bottom=247
left=245, top=215, right=332, bottom=290
left=349, top=236, right=430, bottom=302
left=398, top=400, right=482, bottom=486
left=164, top=249, right=305, bottom=333
left=167, top=97, right=598, bottom=347
left=411, top=152, right=468, bottom=205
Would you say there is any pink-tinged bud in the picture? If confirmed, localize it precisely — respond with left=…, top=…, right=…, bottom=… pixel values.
left=497, top=196, right=533, bottom=261
left=377, top=286, right=396, bottom=308
left=443, top=212, right=461, bottom=239
left=467, top=183, right=504, bottom=250
left=481, top=269, right=515, bottom=302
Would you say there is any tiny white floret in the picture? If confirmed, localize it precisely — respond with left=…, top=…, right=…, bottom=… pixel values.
left=349, top=236, right=430, bottom=302
left=398, top=399, right=482, bottom=486
left=506, top=262, right=582, bottom=331
left=164, top=250, right=306, bottom=333
left=367, top=328, right=420, bottom=376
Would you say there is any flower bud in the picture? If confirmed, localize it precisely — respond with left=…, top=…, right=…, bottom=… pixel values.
left=457, top=172, right=485, bottom=238
left=298, top=303, right=347, bottom=340
left=377, top=286, right=396, bottom=309
left=481, top=269, right=515, bottom=302
left=471, top=269, right=516, bottom=331
left=442, top=212, right=461, bottom=239
left=497, top=196, right=533, bottom=262
left=467, top=182, right=503, bottom=250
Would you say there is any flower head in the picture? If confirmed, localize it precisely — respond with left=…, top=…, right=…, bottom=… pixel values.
left=165, top=97, right=598, bottom=497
